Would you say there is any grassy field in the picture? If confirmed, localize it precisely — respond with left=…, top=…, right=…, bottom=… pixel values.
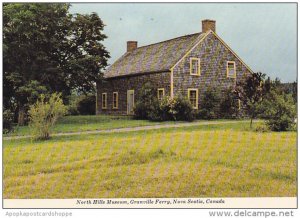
left=3, top=120, right=296, bottom=198
left=6, top=115, right=182, bottom=137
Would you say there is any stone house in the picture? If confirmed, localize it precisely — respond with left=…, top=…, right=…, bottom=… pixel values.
left=96, top=20, right=253, bottom=115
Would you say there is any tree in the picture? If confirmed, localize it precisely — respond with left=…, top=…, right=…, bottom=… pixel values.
left=198, top=87, right=220, bottom=119
left=236, top=72, right=266, bottom=128
left=262, top=90, right=296, bottom=131
left=219, top=87, right=240, bottom=119
left=3, top=3, right=110, bottom=125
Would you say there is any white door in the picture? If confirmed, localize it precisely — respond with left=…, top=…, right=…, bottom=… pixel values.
left=127, top=90, right=134, bottom=115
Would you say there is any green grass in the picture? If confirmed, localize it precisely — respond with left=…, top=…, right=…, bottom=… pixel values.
left=3, top=121, right=296, bottom=198
left=6, top=115, right=184, bottom=137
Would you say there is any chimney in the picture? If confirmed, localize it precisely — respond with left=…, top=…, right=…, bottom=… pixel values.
left=127, top=41, right=138, bottom=52
left=202, top=19, right=216, bottom=33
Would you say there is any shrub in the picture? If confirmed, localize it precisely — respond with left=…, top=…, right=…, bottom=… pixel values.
left=198, top=88, right=219, bottom=119
left=148, top=96, right=195, bottom=122
left=3, top=109, right=14, bottom=134
left=220, top=88, right=240, bottom=118
left=66, top=94, right=95, bottom=115
left=262, top=90, right=296, bottom=131
left=77, top=95, right=96, bottom=115
left=133, top=82, right=157, bottom=120
left=28, top=93, right=67, bottom=140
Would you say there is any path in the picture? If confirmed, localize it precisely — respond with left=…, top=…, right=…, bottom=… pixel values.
left=3, top=120, right=254, bottom=140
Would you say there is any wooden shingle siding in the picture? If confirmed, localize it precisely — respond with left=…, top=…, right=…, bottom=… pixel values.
left=97, top=71, right=171, bottom=115
left=172, top=33, right=251, bottom=110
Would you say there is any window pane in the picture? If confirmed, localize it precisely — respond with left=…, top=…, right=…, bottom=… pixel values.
left=191, top=59, right=199, bottom=75
left=189, top=90, right=197, bottom=108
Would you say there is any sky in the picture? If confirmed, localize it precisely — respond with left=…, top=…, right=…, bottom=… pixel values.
left=70, top=3, right=297, bottom=82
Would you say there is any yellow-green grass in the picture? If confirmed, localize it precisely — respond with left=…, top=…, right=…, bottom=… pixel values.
left=3, top=122, right=296, bottom=198
left=6, top=115, right=184, bottom=137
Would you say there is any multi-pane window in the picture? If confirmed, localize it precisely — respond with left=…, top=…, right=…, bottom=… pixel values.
left=190, top=58, right=200, bottom=76
left=157, top=88, right=165, bottom=101
left=113, top=92, right=118, bottom=109
left=102, top=93, right=107, bottom=109
left=227, top=61, right=236, bottom=78
left=188, top=89, right=198, bottom=109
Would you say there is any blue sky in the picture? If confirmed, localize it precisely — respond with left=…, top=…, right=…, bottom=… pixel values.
left=70, top=3, right=297, bottom=82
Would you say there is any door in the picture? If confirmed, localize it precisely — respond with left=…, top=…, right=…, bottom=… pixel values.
left=127, top=90, right=135, bottom=115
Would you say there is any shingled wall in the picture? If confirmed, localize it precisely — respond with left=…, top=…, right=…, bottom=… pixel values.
left=172, top=32, right=252, bottom=109
left=97, top=71, right=171, bottom=115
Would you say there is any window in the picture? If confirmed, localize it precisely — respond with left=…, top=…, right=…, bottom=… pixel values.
left=102, top=93, right=107, bottom=109
left=113, top=92, right=118, bottom=109
left=227, top=61, right=236, bottom=78
left=190, top=58, right=201, bottom=76
left=188, top=89, right=198, bottom=109
left=157, top=88, right=165, bottom=101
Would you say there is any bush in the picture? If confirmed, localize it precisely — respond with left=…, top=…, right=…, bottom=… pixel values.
left=262, top=90, right=296, bottom=131
left=28, top=93, right=67, bottom=140
left=220, top=88, right=240, bottom=118
left=67, top=94, right=95, bottom=115
left=148, top=96, right=195, bottom=122
left=3, top=109, right=14, bottom=134
left=77, top=95, right=96, bottom=115
left=133, top=82, right=157, bottom=120
left=198, top=88, right=219, bottom=119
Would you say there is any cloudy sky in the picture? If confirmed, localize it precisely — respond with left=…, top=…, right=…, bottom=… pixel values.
left=70, top=3, right=297, bottom=82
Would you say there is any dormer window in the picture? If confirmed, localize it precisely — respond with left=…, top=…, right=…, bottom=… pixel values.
left=227, top=61, right=236, bottom=78
left=190, top=58, right=201, bottom=76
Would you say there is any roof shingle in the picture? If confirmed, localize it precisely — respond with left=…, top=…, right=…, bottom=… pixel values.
left=104, top=32, right=206, bottom=78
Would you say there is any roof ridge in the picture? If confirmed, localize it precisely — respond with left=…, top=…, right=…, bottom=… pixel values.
left=133, top=32, right=202, bottom=50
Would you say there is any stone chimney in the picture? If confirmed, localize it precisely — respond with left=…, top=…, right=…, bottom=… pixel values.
left=202, top=19, right=216, bottom=33
left=127, top=41, right=138, bottom=52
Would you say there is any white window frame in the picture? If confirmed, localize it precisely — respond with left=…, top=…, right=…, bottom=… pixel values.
left=190, top=57, right=201, bottom=76
left=188, top=88, right=199, bottom=109
left=227, top=61, right=236, bottom=78
left=102, top=93, right=107, bottom=109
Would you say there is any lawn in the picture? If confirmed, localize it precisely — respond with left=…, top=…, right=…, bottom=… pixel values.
left=3, top=120, right=296, bottom=198
left=6, top=115, right=182, bottom=137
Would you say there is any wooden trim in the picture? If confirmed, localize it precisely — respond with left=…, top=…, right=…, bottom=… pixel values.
left=170, top=31, right=211, bottom=71
left=226, top=61, right=237, bottom=78
left=113, top=92, right=118, bottom=109
left=190, top=57, right=201, bottom=76
left=170, top=69, right=174, bottom=99
left=211, top=31, right=254, bottom=74
left=187, top=88, right=199, bottom=109
left=101, top=93, right=107, bottom=109
left=157, top=88, right=165, bottom=100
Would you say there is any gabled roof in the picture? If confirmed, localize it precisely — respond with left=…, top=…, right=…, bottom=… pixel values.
left=104, top=32, right=206, bottom=78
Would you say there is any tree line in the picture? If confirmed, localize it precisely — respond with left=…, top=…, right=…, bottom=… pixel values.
left=3, top=3, right=110, bottom=125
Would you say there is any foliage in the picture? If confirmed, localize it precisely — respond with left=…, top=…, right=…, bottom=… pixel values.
left=133, top=83, right=195, bottom=122
left=148, top=96, right=195, bottom=122
left=236, top=72, right=266, bottom=127
left=3, top=3, right=109, bottom=124
left=198, top=88, right=220, bottom=119
left=220, top=88, right=240, bottom=119
left=3, top=109, right=15, bottom=134
left=28, top=93, right=67, bottom=140
left=133, top=82, right=158, bottom=120
left=262, top=90, right=296, bottom=131
left=76, top=95, right=96, bottom=115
